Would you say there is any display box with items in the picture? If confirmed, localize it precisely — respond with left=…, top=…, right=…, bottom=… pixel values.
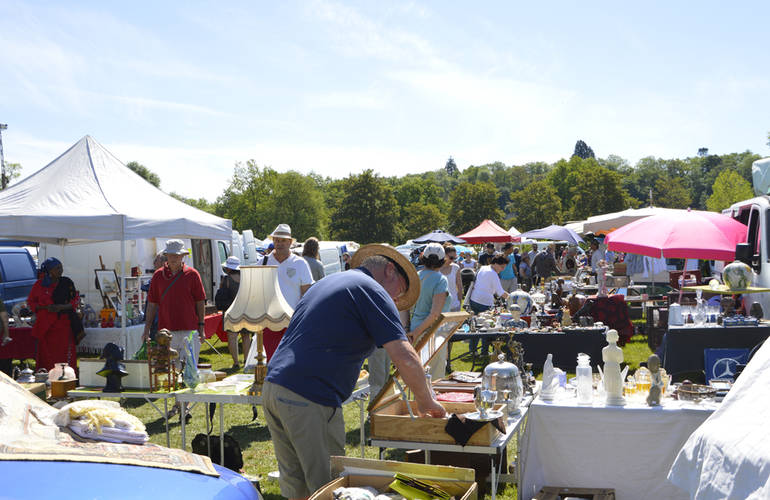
left=310, top=456, right=477, bottom=500
left=368, top=312, right=508, bottom=447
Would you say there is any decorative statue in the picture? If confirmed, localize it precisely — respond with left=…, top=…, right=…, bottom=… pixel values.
left=503, top=304, right=529, bottom=330
left=561, top=307, right=573, bottom=326
left=646, top=354, right=664, bottom=406
left=750, top=302, right=764, bottom=320
left=540, top=353, right=557, bottom=401
left=148, top=329, right=179, bottom=392
left=602, top=329, right=625, bottom=406
left=97, top=342, right=128, bottom=392
left=597, top=260, right=610, bottom=298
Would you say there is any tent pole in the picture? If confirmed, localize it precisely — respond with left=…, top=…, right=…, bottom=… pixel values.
left=121, top=237, right=127, bottom=345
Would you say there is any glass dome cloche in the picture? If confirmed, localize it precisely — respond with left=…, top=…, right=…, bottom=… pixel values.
left=508, top=289, right=533, bottom=315
left=723, top=261, right=752, bottom=290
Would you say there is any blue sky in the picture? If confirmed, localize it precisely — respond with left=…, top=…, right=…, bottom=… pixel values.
left=1, top=1, right=769, bottom=201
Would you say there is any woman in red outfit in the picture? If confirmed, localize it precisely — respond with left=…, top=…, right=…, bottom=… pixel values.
left=27, top=258, right=83, bottom=371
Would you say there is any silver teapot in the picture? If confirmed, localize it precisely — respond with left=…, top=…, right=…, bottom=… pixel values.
left=34, top=368, right=49, bottom=383
left=13, top=364, right=36, bottom=384
left=483, top=353, right=523, bottom=416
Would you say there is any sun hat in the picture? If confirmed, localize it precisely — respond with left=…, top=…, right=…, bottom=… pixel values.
left=423, top=242, right=445, bottom=260
left=163, top=239, right=189, bottom=255
left=350, top=244, right=420, bottom=311
left=268, top=223, right=295, bottom=243
left=222, top=256, right=241, bottom=271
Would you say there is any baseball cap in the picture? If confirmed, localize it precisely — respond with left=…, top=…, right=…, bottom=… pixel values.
left=423, top=243, right=445, bottom=260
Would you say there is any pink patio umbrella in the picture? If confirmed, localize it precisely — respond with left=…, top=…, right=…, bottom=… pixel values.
left=604, top=209, right=747, bottom=261
left=604, top=209, right=747, bottom=301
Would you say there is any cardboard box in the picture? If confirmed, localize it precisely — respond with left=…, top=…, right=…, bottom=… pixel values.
left=79, top=358, right=151, bottom=389
left=311, top=456, right=477, bottom=500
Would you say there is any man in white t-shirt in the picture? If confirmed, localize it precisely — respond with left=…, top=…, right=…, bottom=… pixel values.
left=260, top=223, right=314, bottom=361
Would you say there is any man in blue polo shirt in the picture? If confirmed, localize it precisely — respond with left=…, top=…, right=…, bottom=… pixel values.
left=263, top=244, right=446, bottom=500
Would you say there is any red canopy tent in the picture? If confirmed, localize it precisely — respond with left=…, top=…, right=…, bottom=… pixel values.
left=457, top=219, right=514, bottom=243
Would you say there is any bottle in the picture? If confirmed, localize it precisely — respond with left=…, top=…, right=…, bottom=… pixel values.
left=576, top=353, right=593, bottom=405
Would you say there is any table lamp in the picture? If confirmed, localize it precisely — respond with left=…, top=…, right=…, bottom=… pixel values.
left=223, top=265, right=293, bottom=395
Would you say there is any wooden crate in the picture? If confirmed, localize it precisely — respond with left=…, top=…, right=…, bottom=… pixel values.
left=311, top=456, right=477, bottom=500
left=533, top=486, right=615, bottom=500
left=370, top=397, right=504, bottom=446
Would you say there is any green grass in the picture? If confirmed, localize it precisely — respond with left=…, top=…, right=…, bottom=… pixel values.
left=73, top=331, right=652, bottom=500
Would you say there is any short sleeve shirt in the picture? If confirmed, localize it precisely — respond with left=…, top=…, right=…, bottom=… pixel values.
left=147, top=264, right=206, bottom=331
left=411, top=269, right=450, bottom=328
left=263, top=253, right=314, bottom=309
left=470, top=265, right=506, bottom=307
left=266, top=268, right=406, bottom=407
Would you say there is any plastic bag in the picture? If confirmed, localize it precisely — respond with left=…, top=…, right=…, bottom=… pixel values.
left=133, top=341, right=148, bottom=360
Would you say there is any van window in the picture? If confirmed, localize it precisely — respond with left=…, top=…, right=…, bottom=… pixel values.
left=218, top=241, right=229, bottom=265
left=0, top=253, right=37, bottom=282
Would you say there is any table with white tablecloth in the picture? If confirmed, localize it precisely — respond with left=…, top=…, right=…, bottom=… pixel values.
left=520, top=392, right=717, bottom=500
left=77, top=324, right=145, bottom=356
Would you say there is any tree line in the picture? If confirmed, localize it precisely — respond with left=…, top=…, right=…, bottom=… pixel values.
left=130, top=144, right=763, bottom=245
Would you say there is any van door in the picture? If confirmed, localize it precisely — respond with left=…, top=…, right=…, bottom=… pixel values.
left=743, top=205, right=770, bottom=318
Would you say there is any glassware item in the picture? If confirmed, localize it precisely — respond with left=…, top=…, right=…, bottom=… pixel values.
left=634, top=366, right=651, bottom=395
left=197, top=363, right=216, bottom=384
left=576, top=353, right=593, bottom=405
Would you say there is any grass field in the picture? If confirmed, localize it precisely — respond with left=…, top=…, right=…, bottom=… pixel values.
left=80, top=331, right=653, bottom=500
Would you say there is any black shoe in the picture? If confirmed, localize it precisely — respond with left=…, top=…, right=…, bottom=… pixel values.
left=184, top=412, right=192, bottom=424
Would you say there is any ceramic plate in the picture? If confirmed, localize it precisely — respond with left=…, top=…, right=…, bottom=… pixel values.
left=464, top=409, right=503, bottom=422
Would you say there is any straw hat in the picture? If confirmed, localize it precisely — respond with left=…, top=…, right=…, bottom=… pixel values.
left=351, top=244, right=420, bottom=311
left=268, top=223, right=296, bottom=243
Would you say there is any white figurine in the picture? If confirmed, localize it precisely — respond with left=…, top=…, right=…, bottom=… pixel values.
left=602, top=329, right=626, bottom=406
left=540, top=353, right=556, bottom=401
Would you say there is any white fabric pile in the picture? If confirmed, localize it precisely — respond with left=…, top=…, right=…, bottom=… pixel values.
left=53, top=400, right=149, bottom=444
left=332, top=486, right=403, bottom=500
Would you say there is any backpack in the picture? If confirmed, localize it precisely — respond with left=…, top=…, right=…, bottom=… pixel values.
left=191, top=432, right=244, bottom=472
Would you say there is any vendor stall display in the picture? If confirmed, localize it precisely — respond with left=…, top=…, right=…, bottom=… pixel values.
left=520, top=383, right=717, bottom=500
left=661, top=324, right=770, bottom=377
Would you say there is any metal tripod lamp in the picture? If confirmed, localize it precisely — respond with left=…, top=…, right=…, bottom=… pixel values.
left=223, top=265, right=293, bottom=395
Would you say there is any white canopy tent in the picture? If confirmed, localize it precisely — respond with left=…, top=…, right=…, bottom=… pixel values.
left=0, top=136, right=231, bottom=244
left=0, top=135, right=232, bottom=338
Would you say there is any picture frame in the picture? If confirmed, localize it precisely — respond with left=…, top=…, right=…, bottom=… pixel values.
left=95, top=269, right=121, bottom=307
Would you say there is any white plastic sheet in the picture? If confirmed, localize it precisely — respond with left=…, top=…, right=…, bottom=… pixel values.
left=668, top=341, right=770, bottom=499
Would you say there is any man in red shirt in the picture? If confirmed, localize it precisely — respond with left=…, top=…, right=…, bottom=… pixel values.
left=142, top=239, right=206, bottom=376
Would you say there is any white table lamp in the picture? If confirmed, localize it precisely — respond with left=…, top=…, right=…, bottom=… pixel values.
left=223, top=265, right=293, bottom=393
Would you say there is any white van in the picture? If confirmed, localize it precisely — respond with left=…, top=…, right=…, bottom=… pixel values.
left=724, top=157, right=770, bottom=317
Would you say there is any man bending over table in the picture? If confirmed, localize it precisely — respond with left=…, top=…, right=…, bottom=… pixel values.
left=263, top=244, right=446, bottom=500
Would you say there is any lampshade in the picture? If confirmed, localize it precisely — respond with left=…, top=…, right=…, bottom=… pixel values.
left=224, top=265, right=294, bottom=332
